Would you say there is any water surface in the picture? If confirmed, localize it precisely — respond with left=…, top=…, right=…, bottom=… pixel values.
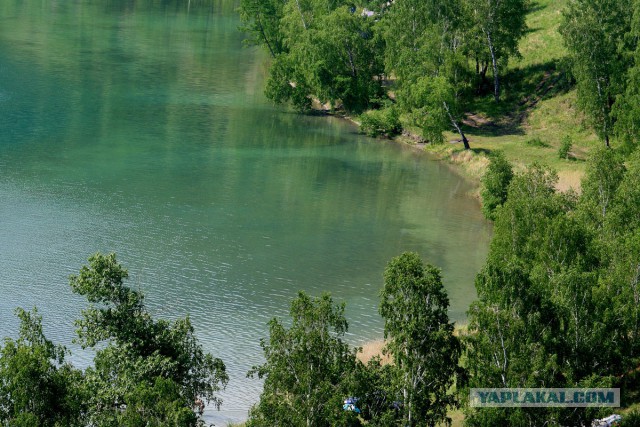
left=0, top=0, right=491, bottom=423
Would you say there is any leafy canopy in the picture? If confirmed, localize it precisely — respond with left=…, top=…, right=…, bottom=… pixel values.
left=380, top=252, right=461, bottom=427
left=247, top=291, right=361, bottom=427
left=69, top=252, right=228, bottom=425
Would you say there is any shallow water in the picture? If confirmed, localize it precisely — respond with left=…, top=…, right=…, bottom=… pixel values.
left=0, top=0, right=491, bottom=423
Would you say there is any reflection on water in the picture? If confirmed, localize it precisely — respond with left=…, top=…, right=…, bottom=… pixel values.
left=0, top=0, right=491, bottom=424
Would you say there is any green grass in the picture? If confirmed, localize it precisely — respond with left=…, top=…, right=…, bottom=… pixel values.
left=419, top=0, right=601, bottom=192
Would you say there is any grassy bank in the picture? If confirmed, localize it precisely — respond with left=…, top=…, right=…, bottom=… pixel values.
left=373, top=0, right=599, bottom=194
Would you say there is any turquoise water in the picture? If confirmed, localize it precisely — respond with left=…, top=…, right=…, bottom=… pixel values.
left=0, top=0, right=491, bottom=423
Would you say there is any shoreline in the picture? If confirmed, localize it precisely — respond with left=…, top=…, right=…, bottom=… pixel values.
left=319, top=108, right=487, bottom=194
left=321, top=107, right=583, bottom=196
left=358, top=324, right=469, bottom=366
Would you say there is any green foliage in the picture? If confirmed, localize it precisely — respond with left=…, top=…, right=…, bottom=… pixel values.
left=407, top=75, right=458, bottom=145
left=613, top=0, right=640, bottom=148
left=116, top=377, right=199, bottom=427
left=524, top=137, right=548, bottom=147
left=345, top=356, right=398, bottom=424
left=247, top=291, right=361, bottom=427
left=309, top=7, right=386, bottom=113
left=248, top=257, right=467, bottom=427
left=360, top=106, right=401, bottom=138
left=384, top=2, right=473, bottom=148
left=69, top=252, right=228, bottom=426
left=464, top=0, right=529, bottom=101
left=0, top=255, right=228, bottom=426
left=480, top=151, right=514, bottom=220
left=239, top=0, right=530, bottom=147
left=380, top=252, right=461, bottom=426
left=238, top=0, right=286, bottom=57
left=620, top=410, right=640, bottom=426
left=241, top=2, right=385, bottom=113
left=560, top=0, right=632, bottom=146
left=382, top=0, right=458, bottom=85
left=558, top=135, right=573, bottom=159
left=264, top=55, right=313, bottom=112
left=466, top=155, right=640, bottom=426
left=0, top=308, right=85, bottom=426
left=578, top=147, right=626, bottom=229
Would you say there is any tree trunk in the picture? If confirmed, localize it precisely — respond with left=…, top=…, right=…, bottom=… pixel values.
left=596, top=79, right=610, bottom=147
left=294, top=0, right=307, bottom=30
left=476, top=61, right=489, bottom=95
left=346, top=46, right=357, bottom=78
left=460, top=131, right=471, bottom=150
left=257, top=13, right=276, bottom=58
left=485, top=29, right=500, bottom=102
left=404, top=350, right=411, bottom=425
left=443, top=101, right=470, bottom=150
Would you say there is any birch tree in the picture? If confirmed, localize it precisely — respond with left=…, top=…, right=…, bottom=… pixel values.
left=380, top=253, right=461, bottom=427
left=613, top=0, right=640, bottom=147
left=247, top=291, right=361, bottom=427
left=465, top=0, right=528, bottom=102
left=383, top=1, right=473, bottom=149
left=70, top=253, right=228, bottom=426
left=561, top=0, right=631, bottom=146
left=239, top=0, right=286, bottom=57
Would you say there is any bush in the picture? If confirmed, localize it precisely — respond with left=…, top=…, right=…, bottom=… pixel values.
left=558, top=135, right=573, bottom=159
left=360, top=107, right=402, bottom=138
left=620, top=410, right=640, bottom=426
left=481, top=151, right=514, bottom=220
left=525, top=137, right=549, bottom=147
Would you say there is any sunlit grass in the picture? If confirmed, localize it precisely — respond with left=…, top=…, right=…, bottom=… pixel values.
left=418, top=0, right=601, bottom=192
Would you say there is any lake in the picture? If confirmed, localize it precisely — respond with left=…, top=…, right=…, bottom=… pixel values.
left=0, top=0, right=491, bottom=423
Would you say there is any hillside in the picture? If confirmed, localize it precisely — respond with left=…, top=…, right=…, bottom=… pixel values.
left=409, top=0, right=600, bottom=193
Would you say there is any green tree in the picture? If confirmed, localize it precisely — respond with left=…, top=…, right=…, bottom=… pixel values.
left=309, top=6, right=385, bottom=112
left=614, top=0, right=640, bottom=148
left=465, top=162, right=633, bottom=426
left=69, top=253, right=228, bottom=426
left=380, top=252, right=461, bottom=426
left=0, top=308, right=85, bottom=426
left=382, top=0, right=461, bottom=86
left=247, top=291, right=361, bottom=427
left=383, top=1, right=473, bottom=148
left=244, top=2, right=385, bottom=113
left=558, top=135, right=573, bottom=160
left=116, top=378, right=199, bottom=427
left=464, top=0, right=528, bottom=102
left=480, top=151, right=514, bottom=220
left=360, top=106, right=402, bottom=138
left=239, top=0, right=286, bottom=57
left=578, top=147, right=626, bottom=230
left=344, top=356, right=399, bottom=425
left=599, top=151, right=640, bottom=361
left=406, top=73, right=472, bottom=149
left=561, top=0, right=632, bottom=146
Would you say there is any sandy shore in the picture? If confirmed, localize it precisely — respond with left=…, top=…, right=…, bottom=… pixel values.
left=357, top=339, right=389, bottom=364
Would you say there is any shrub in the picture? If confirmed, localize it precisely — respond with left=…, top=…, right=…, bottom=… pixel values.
left=525, top=137, right=549, bottom=147
left=619, top=410, right=640, bottom=426
left=558, top=135, right=573, bottom=159
left=481, top=151, right=514, bottom=220
left=360, top=107, right=402, bottom=138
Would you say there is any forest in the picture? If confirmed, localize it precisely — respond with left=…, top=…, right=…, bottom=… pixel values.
left=239, top=0, right=640, bottom=152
